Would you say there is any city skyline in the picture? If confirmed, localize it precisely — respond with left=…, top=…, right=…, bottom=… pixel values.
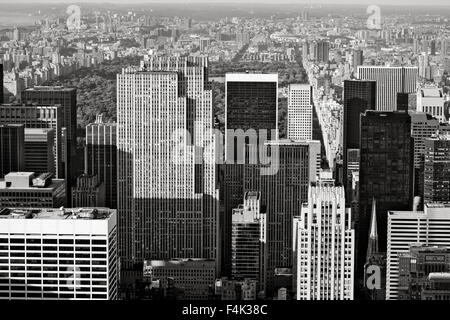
left=1, top=0, right=450, bottom=305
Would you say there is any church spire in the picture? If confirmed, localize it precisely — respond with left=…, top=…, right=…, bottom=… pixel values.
left=366, top=197, right=378, bottom=262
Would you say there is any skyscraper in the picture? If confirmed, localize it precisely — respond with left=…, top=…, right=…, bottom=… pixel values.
left=0, top=104, right=64, bottom=178
left=0, top=124, right=25, bottom=178
left=417, top=88, right=445, bottom=123
left=0, top=63, right=3, bottom=104
left=231, top=191, right=265, bottom=284
left=0, top=207, right=117, bottom=300
left=225, top=73, right=278, bottom=163
left=343, top=80, right=376, bottom=199
left=293, top=186, right=355, bottom=300
left=424, top=133, right=450, bottom=203
left=287, top=84, right=313, bottom=141
left=222, top=73, right=278, bottom=277
left=21, top=86, right=77, bottom=203
left=387, top=203, right=450, bottom=300
left=410, top=112, right=440, bottom=200
left=24, top=128, right=55, bottom=175
left=254, top=140, right=310, bottom=297
left=357, top=66, right=418, bottom=111
left=85, top=114, right=117, bottom=209
left=358, top=111, right=414, bottom=279
left=117, top=56, right=218, bottom=282
left=313, top=41, right=329, bottom=63
left=352, top=49, right=364, bottom=72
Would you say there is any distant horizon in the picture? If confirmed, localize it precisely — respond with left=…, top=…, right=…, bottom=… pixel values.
left=0, top=0, right=449, bottom=6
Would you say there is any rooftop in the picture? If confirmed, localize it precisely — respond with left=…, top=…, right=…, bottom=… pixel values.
left=225, top=73, right=278, bottom=83
left=0, top=207, right=114, bottom=220
left=25, top=86, right=76, bottom=92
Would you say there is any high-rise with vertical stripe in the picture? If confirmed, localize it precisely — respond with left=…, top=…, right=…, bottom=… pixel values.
left=117, top=56, right=218, bottom=279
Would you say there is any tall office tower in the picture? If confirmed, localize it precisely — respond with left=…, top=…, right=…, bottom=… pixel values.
left=0, top=124, right=25, bottom=178
left=397, top=92, right=417, bottom=111
left=293, top=186, right=355, bottom=300
left=117, top=56, right=218, bottom=281
left=225, top=73, right=278, bottom=163
left=398, top=245, right=450, bottom=300
left=222, top=73, right=278, bottom=277
left=0, top=63, right=3, bottom=104
left=352, top=49, right=364, bottom=72
left=21, top=86, right=77, bottom=202
left=430, top=40, right=436, bottom=56
left=231, top=191, right=265, bottom=286
left=424, top=134, right=450, bottom=203
left=0, top=104, right=64, bottom=179
left=410, top=112, right=440, bottom=200
left=357, top=66, right=418, bottom=111
left=314, top=41, right=329, bottom=63
left=256, top=140, right=310, bottom=297
left=71, top=174, right=105, bottom=208
left=24, top=128, right=55, bottom=175
left=85, top=114, right=117, bottom=209
left=358, top=111, right=414, bottom=280
left=287, top=84, right=313, bottom=141
left=302, top=42, right=309, bottom=59
left=442, top=39, right=448, bottom=58
left=0, top=207, right=117, bottom=300
left=387, top=203, right=450, bottom=300
left=0, top=172, right=65, bottom=208
left=343, top=80, right=376, bottom=200
left=417, top=88, right=445, bottom=123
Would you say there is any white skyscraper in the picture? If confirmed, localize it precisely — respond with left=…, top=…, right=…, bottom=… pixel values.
left=0, top=207, right=117, bottom=300
left=417, top=88, right=446, bottom=123
left=117, top=56, right=219, bottom=279
left=293, top=186, right=355, bottom=300
left=387, top=203, right=450, bottom=300
left=287, top=84, right=313, bottom=141
left=357, top=66, right=418, bottom=111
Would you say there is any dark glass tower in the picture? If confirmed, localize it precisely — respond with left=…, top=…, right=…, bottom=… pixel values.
left=0, top=124, right=25, bottom=178
left=358, top=111, right=414, bottom=280
left=21, top=87, right=77, bottom=205
left=221, top=73, right=278, bottom=277
left=343, top=80, right=376, bottom=199
left=0, top=63, right=3, bottom=104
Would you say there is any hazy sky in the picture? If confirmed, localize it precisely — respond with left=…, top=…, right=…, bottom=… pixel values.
left=0, top=0, right=448, bottom=5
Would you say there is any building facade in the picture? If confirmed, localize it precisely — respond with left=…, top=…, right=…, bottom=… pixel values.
left=293, top=186, right=354, bottom=300
left=0, top=124, right=25, bottom=178
left=424, top=134, right=450, bottom=203
left=358, top=111, right=414, bottom=279
left=387, top=203, right=450, bottom=299
left=85, top=114, right=117, bottom=209
left=343, top=80, right=376, bottom=199
left=24, top=128, right=55, bottom=176
left=0, top=172, right=65, bottom=208
left=71, top=174, right=105, bottom=208
left=287, top=84, right=313, bottom=141
left=0, top=207, right=118, bottom=300
left=357, top=66, right=418, bottom=111
left=0, top=104, right=63, bottom=179
left=117, top=56, right=218, bottom=280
